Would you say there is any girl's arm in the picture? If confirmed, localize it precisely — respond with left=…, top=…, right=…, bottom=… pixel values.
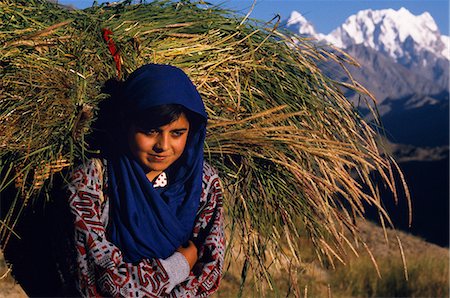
left=170, top=163, right=225, bottom=297
left=67, top=160, right=190, bottom=297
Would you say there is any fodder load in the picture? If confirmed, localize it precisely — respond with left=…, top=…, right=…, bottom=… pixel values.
left=0, top=0, right=409, bottom=289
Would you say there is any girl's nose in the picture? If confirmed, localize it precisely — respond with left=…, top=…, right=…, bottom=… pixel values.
left=153, top=134, right=169, bottom=152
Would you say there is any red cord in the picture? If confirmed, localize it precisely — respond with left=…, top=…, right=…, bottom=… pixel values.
left=102, top=28, right=122, bottom=78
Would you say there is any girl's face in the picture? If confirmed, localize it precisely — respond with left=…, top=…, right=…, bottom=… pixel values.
left=128, top=113, right=190, bottom=182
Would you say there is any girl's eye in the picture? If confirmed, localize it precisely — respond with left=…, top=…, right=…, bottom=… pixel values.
left=145, top=129, right=158, bottom=136
left=171, top=131, right=184, bottom=137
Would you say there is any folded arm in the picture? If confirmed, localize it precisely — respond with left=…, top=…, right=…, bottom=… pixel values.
left=170, top=164, right=225, bottom=297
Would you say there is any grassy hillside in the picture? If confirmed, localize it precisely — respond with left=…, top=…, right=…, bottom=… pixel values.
left=214, top=220, right=448, bottom=297
left=0, top=220, right=448, bottom=297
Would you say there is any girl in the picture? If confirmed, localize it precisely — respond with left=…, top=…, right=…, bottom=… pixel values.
left=67, top=64, right=225, bottom=297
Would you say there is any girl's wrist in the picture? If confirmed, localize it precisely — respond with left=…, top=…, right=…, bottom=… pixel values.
left=160, top=252, right=190, bottom=293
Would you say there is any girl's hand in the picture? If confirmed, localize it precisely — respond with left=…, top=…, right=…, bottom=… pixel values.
left=177, top=240, right=198, bottom=270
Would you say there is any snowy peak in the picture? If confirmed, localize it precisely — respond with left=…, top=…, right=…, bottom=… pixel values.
left=285, top=11, right=318, bottom=37
left=284, top=7, right=449, bottom=63
left=326, top=7, right=449, bottom=61
left=283, top=7, right=449, bottom=99
left=441, top=35, right=450, bottom=58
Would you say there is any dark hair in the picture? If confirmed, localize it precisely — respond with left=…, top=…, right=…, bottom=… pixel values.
left=132, top=104, right=192, bottom=132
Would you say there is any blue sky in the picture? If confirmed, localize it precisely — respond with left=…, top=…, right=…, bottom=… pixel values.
left=60, top=0, right=449, bottom=35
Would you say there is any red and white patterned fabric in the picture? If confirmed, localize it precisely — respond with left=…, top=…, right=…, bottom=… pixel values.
left=67, top=159, right=225, bottom=297
left=153, top=172, right=168, bottom=188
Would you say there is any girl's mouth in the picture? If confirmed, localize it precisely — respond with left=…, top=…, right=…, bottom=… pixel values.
left=149, top=155, right=168, bottom=161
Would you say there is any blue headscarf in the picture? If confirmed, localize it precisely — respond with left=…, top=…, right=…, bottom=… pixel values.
left=107, top=64, right=207, bottom=263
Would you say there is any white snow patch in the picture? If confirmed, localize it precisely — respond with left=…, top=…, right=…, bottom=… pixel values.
left=286, top=11, right=317, bottom=36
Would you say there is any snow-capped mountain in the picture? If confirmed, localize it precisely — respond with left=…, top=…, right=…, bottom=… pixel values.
left=285, top=8, right=449, bottom=64
left=284, top=7, right=449, bottom=99
left=327, top=8, right=449, bottom=61
left=285, top=8, right=449, bottom=250
left=284, top=11, right=321, bottom=38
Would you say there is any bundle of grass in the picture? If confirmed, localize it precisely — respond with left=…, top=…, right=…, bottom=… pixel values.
left=0, top=0, right=409, bottom=293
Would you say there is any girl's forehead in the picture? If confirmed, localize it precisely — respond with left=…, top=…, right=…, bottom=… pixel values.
left=132, top=112, right=190, bottom=131
left=159, top=113, right=190, bottom=130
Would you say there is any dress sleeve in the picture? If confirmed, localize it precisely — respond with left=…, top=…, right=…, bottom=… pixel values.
left=67, top=160, right=188, bottom=297
left=170, top=163, right=226, bottom=297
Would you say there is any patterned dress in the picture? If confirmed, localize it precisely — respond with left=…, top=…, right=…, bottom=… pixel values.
left=67, top=159, right=225, bottom=297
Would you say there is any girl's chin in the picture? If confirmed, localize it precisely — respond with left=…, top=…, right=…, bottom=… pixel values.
left=142, top=160, right=170, bottom=172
